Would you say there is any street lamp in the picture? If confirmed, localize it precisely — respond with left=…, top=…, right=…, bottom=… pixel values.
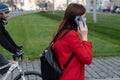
left=53, top=0, right=55, bottom=14
left=93, top=0, right=97, bottom=23
left=11, top=0, right=14, bottom=12
left=67, top=0, right=69, bottom=6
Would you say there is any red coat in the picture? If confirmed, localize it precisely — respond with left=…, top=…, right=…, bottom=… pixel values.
left=53, top=30, right=92, bottom=80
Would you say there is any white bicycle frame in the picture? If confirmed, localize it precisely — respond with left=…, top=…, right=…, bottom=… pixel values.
left=0, top=61, right=25, bottom=80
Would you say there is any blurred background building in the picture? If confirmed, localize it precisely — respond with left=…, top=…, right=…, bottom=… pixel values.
left=0, top=0, right=120, bottom=13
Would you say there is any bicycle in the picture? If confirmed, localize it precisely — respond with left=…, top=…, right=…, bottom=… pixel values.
left=0, top=55, right=42, bottom=80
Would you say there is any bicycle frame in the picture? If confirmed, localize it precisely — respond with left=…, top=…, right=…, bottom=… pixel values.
left=0, top=61, right=25, bottom=80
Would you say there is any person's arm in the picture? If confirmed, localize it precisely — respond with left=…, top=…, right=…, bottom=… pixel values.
left=0, top=26, right=17, bottom=54
left=3, top=29, right=21, bottom=49
left=68, top=30, right=92, bottom=64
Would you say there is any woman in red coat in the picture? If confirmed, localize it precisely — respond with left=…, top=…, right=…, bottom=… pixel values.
left=52, top=3, right=92, bottom=80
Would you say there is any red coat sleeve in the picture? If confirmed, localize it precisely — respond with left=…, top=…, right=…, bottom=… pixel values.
left=67, top=30, right=92, bottom=64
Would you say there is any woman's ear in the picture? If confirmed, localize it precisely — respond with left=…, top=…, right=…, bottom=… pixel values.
left=81, top=13, right=86, bottom=18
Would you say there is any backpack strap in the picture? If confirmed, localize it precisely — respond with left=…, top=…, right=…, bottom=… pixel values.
left=62, top=53, right=75, bottom=70
left=51, top=28, right=75, bottom=70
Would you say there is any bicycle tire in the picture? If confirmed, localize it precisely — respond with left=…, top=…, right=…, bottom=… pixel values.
left=13, top=71, right=42, bottom=80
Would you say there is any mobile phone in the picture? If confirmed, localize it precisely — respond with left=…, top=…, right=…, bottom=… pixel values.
left=74, top=16, right=85, bottom=27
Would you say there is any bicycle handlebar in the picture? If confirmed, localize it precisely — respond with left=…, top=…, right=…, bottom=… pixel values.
left=12, top=55, right=23, bottom=61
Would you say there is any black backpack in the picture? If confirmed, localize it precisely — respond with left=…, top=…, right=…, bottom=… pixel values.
left=40, top=29, right=74, bottom=80
left=40, top=44, right=74, bottom=80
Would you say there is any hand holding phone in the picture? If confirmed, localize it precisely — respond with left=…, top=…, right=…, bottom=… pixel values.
left=75, top=16, right=88, bottom=41
left=74, top=16, right=85, bottom=27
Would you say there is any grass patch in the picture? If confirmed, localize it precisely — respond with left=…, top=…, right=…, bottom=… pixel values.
left=0, top=12, right=120, bottom=60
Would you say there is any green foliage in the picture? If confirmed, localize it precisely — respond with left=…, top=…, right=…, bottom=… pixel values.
left=0, top=12, right=120, bottom=60
left=87, top=13, right=120, bottom=57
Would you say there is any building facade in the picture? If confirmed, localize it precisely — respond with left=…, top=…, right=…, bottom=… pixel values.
left=1, top=0, right=120, bottom=11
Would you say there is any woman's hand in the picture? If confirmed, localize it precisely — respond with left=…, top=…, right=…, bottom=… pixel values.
left=77, top=21, right=88, bottom=41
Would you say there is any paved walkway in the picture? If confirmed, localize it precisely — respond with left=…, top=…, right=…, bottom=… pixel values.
left=8, top=10, right=40, bottom=19
left=85, top=57, right=120, bottom=80
left=6, top=57, right=120, bottom=80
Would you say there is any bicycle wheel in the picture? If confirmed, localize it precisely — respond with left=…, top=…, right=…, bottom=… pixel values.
left=14, top=71, right=42, bottom=80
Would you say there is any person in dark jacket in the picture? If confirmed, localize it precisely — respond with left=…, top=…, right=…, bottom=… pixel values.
left=0, top=3, right=23, bottom=76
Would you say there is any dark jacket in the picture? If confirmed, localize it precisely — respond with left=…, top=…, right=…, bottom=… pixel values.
left=0, top=19, right=19, bottom=54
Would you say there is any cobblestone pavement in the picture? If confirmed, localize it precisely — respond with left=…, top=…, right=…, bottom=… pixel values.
left=85, top=57, right=120, bottom=80
left=7, top=57, right=120, bottom=80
